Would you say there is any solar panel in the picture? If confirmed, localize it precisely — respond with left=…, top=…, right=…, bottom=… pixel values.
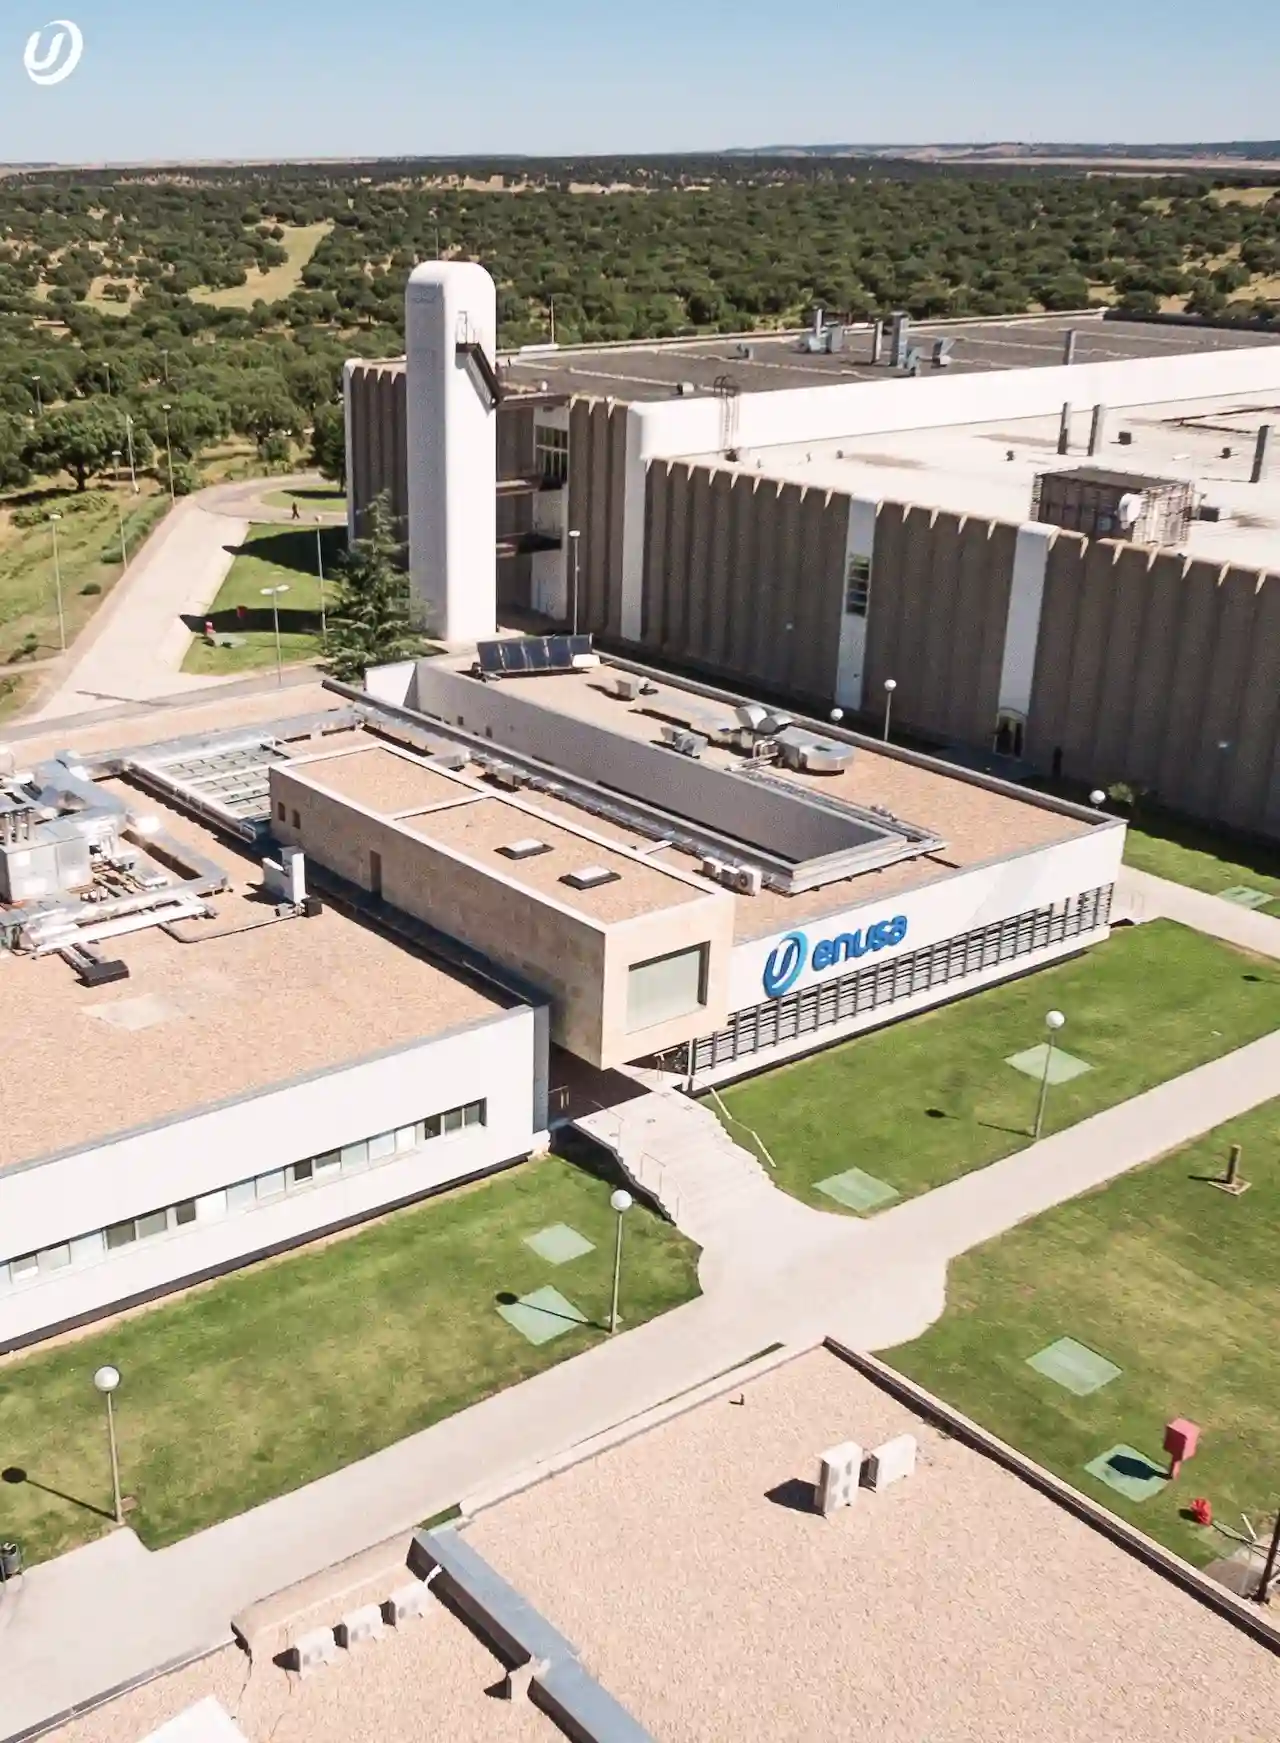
left=474, top=634, right=595, bottom=679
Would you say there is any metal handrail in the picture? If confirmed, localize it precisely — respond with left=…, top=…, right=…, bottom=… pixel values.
left=707, top=1087, right=777, bottom=1170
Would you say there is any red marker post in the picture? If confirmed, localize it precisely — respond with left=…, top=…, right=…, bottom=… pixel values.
left=1164, top=1418, right=1200, bottom=1481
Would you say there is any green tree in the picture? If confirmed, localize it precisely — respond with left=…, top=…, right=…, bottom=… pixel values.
left=24, top=403, right=119, bottom=491
left=0, top=413, right=31, bottom=488
left=310, top=401, right=346, bottom=485
left=322, top=492, right=417, bottom=684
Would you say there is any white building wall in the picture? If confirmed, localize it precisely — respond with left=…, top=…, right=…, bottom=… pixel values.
left=531, top=403, right=571, bottom=619
left=406, top=262, right=498, bottom=644
left=0, top=1008, right=538, bottom=1350
left=728, top=824, right=1124, bottom=1010
left=998, top=525, right=1055, bottom=723
left=833, top=497, right=878, bottom=710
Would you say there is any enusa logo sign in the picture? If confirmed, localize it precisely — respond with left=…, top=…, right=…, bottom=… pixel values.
left=761, top=914, right=909, bottom=999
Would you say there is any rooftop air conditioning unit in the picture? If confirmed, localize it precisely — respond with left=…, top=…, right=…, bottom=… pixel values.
left=660, top=725, right=705, bottom=758
left=701, top=856, right=726, bottom=882
left=730, top=865, right=763, bottom=896
left=612, top=674, right=642, bottom=701
left=489, top=763, right=525, bottom=790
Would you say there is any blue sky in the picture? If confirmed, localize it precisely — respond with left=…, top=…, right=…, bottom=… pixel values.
left=2, top=0, right=1278, bottom=164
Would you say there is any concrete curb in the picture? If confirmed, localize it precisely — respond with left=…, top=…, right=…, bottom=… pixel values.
left=826, top=1340, right=1280, bottom=1655
left=461, top=1337, right=801, bottom=1518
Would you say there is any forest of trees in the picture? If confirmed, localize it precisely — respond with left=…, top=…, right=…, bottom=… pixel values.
left=0, top=155, right=1278, bottom=494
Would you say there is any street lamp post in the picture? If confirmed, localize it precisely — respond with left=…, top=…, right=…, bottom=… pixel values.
left=568, top=528, right=581, bottom=635
left=314, top=517, right=327, bottom=646
left=93, top=1365, right=123, bottom=1526
left=48, top=513, right=65, bottom=651
left=609, top=1189, right=633, bottom=1334
left=1034, top=1010, right=1067, bottom=1141
left=161, top=403, right=175, bottom=502
left=124, top=413, right=139, bottom=494
left=1089, top=789, right=1107, bottom=809
left=261, top=584, right=289, bottom=686
left=31, top=375, right=41, bottom=417
left=111, top=451, right=128, bottom=567
left=1257, top=1508, right=1280, bottom=1603
left=829, top=707, right=844, bottom=725
left=882, top=677, right=897, bottom=743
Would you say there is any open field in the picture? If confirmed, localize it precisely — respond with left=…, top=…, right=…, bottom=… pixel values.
left=181, top=523, right=341, bottom=675
left=888, top=1097, right=1280, bottom=1567
left=191, top=222, right=333, bottom=309
left=0, top=485, right=170, bottom=720
left=712, top=922, right=1280, bottom=1210
left=0, top=1155, right=700, bottom=1565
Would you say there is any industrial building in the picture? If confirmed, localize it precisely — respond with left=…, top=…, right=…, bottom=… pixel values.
left=0, top=645, right=1119, bottom=1350
left=346, top=273, right=1280, bottom=837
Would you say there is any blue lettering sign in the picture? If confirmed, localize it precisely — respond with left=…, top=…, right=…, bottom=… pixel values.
left=760, top=914, right=909, bottom=999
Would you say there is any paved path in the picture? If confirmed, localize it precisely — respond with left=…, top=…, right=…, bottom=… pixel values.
left=22, top=476, right=334, bottom=725
left=5, top=868, right=1280, bottom=1735
left=1117, top=863, right=1280, bottom=957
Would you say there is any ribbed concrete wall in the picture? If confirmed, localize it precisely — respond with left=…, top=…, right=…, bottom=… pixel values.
left=641, top=462, right=845, bottom=701
left=1029, top=542, right=1280, bottom=833
left=568, top=398, right=629, bottom=638
left=346, top=362, right=409, bottom=539
left=866, top=505, right=1014, bottom=747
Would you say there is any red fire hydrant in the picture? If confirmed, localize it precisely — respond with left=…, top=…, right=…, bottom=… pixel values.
left=1191, top=1497, right=1212, bottom=1527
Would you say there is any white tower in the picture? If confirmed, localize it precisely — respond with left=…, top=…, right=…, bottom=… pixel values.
left=405, top=261, right=498, bottom=643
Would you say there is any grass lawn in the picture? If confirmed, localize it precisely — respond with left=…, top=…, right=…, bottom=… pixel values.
left=0, top=485, right=170, bottom=719
left=192, top=223, right=334, bottom=309
left=887, top=1098, right=1280, bottom=1566
left=711, top=921, right=1280, bottom=1212
left=182, top=524, right=343, bottom=676
left=1122, top=810, right=1280, bottom=916
left=0, top=1155, right=699, bottom=1566
left=263, top=483, right=347, bottom=516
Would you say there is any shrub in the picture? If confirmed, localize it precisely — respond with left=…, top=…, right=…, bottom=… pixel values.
left=81, top=580, right=102, bottom=594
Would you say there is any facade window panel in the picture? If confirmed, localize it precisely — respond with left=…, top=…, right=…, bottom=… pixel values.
left=368, top=1131, right=397, bottom=1162
left=422, top=1115, right=443, bottom=1141
left=38, top=1243, right=71, bottom=1273
left=341, top=1140, right=370, bottom=1172
left=464, top=1101, right=486, bottom=1127
left=442, top=1107, right=465, bottom=1135
left=106, top=1220, right=136, bottom=1251
left=71, top=1231, right=106, bottom=1266
left=197, top=1189, right=228, bottom=1222
left=313, top=1152, right=342, bottom=1181
left=395, top=1125, right=418, bottom=1153
left=256, top=1171, right=286, bottom=1200
left=136, top=1210, right=168, bottom=1240
left=173, top=1200, right=198, bottom=1227
left=0, top=1262, right=10, bottom=1291
left=289, top=1159, right=314, bottom=1186
left=11, top=1253, right=39, bottom=1283
left=626, top=945, right=707, bottom=1033
left=227, top=1180, right=256, bottom=1213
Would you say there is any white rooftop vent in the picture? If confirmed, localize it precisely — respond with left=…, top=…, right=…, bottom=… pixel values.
left=498, top=838, right=552, bottom=859
left=562, top=865, right=620, bottom=890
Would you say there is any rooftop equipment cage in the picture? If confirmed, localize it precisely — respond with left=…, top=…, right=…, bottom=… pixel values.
left=1031, top=466, right=1196, bottom=547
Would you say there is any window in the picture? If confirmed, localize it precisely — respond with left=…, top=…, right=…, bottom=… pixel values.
left=277, top=801, right=286, bottom=822
left=844, top=554, right=872, bottom=617
left=627, top=946, right=707, bottom=1033
left=0, top=1097, right=500, bottom=1289
left=291, top=809, right=301, bottom=829
left=535, top=423, right=569, bottom=485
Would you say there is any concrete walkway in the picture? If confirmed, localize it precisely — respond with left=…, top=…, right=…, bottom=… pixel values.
left=23, top=475, right=333, bottom=725
left=1117, top=862, right=1280, bottom=957
left=6, top=868, right=1280, bottom=1735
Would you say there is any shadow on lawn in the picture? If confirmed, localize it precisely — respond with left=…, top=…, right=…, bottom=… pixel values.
left=181, top=605, right=323, bottom=637
left=220, top=527, right=345, bottom=575
left=2, top=1463, right=114, bottom=1521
